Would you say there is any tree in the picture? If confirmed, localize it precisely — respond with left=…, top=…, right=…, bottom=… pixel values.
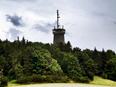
left=105, top=56, right=116, bottom=81
left=92, top=48, right=101, bottom=75
left=32, top=47, right=63, bottom=74
left=78, top=51, right=95, bottom=80
left=73, top=47, right=81, bottom=53
left=58, top=52, right=89, bottom=82
left=65, top=41, right=72, bottom=52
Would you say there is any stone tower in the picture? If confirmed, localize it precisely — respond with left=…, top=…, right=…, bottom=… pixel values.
left=53, top=10, right=65, bottom=44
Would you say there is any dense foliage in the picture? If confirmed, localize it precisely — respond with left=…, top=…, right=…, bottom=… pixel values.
left=0, top=38, right=116, bottom=86
left=0, top=70, right=8, bottom=87
left=0, top=76, right=8, bottom=87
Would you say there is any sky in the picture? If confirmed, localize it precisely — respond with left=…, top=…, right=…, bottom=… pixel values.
left=0, top=0, right=116, bottom=52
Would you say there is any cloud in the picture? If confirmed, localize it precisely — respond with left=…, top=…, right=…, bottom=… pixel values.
left=7, top=28, right=22, bottom=40
left=33, top=22, right=54, bottom=33
left=6, top=14, right=24, bottom=27
left=0, top=0, right=116, bottom=52
left=112, top=21, right=116, bottom=24
left=8, top=0, right=34, bottom=2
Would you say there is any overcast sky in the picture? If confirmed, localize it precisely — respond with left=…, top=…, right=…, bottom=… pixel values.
left=0, top=0, right=116, bottom=52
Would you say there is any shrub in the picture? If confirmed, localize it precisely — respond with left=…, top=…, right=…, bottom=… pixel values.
left=0, top=76, right=8, bottom=87
left=16, top=74, right=69, bottom=84
left=16, top=76, right=32, bottom=84
left=78, top=76, right=90, bottom=83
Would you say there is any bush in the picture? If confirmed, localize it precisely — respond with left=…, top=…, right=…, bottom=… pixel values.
left=78, top=76, right=90, bottom=83
left=16, top=76, right=32, bottom=84
left=16, top=74, right=69, bottom=84
left=0, top=76, right=8, bottom=87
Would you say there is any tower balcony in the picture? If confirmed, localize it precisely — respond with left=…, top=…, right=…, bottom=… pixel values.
left=53, top=28, right=65, bottom=34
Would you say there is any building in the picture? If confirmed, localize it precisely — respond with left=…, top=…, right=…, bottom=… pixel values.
left=53, top=10, right=65, bottom=44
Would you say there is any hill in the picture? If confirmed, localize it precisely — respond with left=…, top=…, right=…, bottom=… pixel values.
left=0, top=38, right=116, bottom=87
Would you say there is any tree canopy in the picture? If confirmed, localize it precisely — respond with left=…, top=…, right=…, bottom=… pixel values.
left=0, top=38, right=116, bottom=86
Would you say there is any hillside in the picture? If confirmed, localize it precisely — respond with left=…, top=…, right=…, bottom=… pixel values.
left=0, top=39, right=116, bottom=87
left=91, top=76, right=116, bottom=86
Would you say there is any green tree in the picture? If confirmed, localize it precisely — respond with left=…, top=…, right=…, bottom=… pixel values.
left=78, top=52, right=95, bottom=80
left=59, top=53, right=89, bottom=82
left=92, top=48, right=101, bottom=75
left=105, top=56, right=116, bottom=81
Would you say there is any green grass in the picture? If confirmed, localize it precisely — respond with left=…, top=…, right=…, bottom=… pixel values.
left=8, top=80, right=26, bottom=87
left=8, top=76, right=116, bottom=87
left=8, top=82, right=31, bottom=87
left=90, top=76, right=116, bottom=86
left=8, top=83, right=19, bottom=87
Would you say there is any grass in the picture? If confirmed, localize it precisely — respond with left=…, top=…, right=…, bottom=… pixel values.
left=8, top=76, right=116, bottom=87
left=8, top=80, right=31, bottom=87
left=90, top=76, right=116, bottom=86
left=8, top=82, right=32, bottom=87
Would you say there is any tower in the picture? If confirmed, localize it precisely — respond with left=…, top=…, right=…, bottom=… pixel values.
left=53, top=10, right=65, bottom=44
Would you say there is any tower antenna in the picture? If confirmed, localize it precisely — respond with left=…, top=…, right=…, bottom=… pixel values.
left=57, top=10, right=60, bottom=29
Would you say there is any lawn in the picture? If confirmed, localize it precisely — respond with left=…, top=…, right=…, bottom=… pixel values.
left=90, top=76, right=116, bottom=86
left=8, top=76, right=116, bottom=87
left=8, top=83, right=113, bottom=87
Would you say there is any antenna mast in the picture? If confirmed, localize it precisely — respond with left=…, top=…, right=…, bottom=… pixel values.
left=57, top=10, right=60, bottom=29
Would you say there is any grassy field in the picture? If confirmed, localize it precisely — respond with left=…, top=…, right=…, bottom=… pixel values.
left=90, top=76, right=116, bottom=86
left=8, top=83, right=113, bottom=87
left=8, top=76, right=116, bottom=87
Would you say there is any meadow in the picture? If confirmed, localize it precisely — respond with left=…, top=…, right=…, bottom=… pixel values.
left=8, top=76, right=116, bottom=87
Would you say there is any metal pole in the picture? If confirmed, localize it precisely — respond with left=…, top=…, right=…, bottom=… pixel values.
left=57, top=10, right=60, bottom=29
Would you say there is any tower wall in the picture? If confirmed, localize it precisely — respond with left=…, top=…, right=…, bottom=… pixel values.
left=53, top=29, right=65, bottom=44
